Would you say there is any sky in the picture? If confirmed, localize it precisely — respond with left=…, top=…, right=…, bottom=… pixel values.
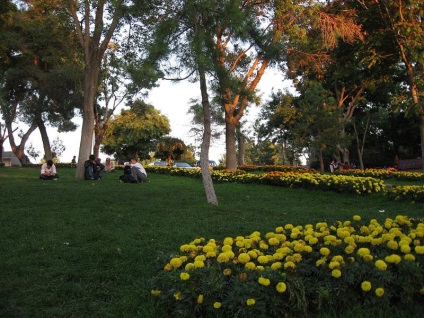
left=4, top=69, right=292, bottom=164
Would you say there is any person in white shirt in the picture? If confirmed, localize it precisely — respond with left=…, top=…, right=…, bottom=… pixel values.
left=130, top=158, right=148, bottom=183
left=40, top=160, right=59, bottom=180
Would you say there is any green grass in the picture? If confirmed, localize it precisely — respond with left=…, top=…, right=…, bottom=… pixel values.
left=1, top=167, right=423, bottom=318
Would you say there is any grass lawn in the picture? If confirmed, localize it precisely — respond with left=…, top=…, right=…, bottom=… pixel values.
left=1, top=167, right=423, bottom=317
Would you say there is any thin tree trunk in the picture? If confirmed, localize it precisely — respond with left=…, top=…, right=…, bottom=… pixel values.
left=225, top=120, right=237, bottom=170
left=75, top=65, right=101, bottom=179
left=199, top=65, right=218, bottom=206
left=7, top=122, right=37, bottom=165
left=35, top=116, right=53, bottom=160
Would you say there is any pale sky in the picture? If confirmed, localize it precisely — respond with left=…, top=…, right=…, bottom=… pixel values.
left=4, top=69, right=292, bottom=164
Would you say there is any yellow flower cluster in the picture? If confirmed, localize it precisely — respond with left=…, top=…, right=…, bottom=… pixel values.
left=154, top=215, right=424, bottom=307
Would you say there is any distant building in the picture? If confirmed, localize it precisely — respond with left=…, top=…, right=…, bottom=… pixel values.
left=1, top=151, right=22, bottom=166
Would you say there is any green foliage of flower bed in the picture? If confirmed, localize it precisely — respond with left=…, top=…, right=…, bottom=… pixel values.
left=386, top=185, right=424, bottom=203
left=147, top=167, right=385, bottom=195
left=150, top=215, right=424, bottom=317
left=146, top=166, right=424, bottom=202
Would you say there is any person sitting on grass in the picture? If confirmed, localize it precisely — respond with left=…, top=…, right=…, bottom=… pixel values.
left=84, top=155, right=104, bottom=180
left=104, top=157, right=115, bottom=172
left=40, top=160, right=59, bottom=180
left=130, top=158, right=148, bottom=183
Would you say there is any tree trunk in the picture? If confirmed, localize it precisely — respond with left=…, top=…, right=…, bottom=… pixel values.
left=420, top=113, right=424, bottom=167
left=237, top=126, right=245, bottom=166
left=35, top=117, right=53, bottom=160
left=225, top=119, right=238, bottom=171
left=7, top=122, right=37, bottom=165
left=75, top=65, right=100, bottom=179
left=199, top=65, right=218, bottom=206
left=319, top=147, right=324, bottom=173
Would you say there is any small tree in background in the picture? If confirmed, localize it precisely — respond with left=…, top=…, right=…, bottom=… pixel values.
left=102, top=100, right=170, bottom=161
left=155, top=137, right=187, bottom=166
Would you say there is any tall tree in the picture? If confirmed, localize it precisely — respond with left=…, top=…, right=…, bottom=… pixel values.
left=352, top=0, right=424, bottom=158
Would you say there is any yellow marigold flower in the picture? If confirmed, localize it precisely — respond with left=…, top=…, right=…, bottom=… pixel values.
left=415, top=246, right=424, bottom=254
left=361, top=281, right=372, bottom=292
left=197, top=294, right=204, bottom=304
left=284, top=261, right=296, bottom=269
left=257, top=255, right=268, bottom=264
left=185, top=263, right=195, bottom=271
left=271, top=262, right=282, bottom=270
left=164, top=263, right=173, bottom=271
left=246, top=298, right=256, bottom=306
left=291, top=253, right=303, bottom=263
left=180, top=272, right=190, bottom=280
left=265, top=232, right=276, bottom=239
left=290, top=232, right=300, bottom=239
left=151, top=289, right=161, bottom=296
left=320, top=247, right=331, bottom=256
left=174, top=292, right=182, bottom=300
left=363, top=254, right=374, bottom=262
left=357, top=248, right=370, bottom=257
left=344, top=245, right=355, bottom=254
left=245, top=262, right=256, bottom=270
left=258, top=277, right=271, bottom=286
left=223, top=268, right=232, bottom=276
left=269, top=237, right=280, bottom=246
left=180, top=244, right=191, bottom=252
left=276, top=282, right=287, bottom=293
left=331, top=269, right=342, bottom=278
left=316, top=258, right=327, bottom=267
left=293, top=243, right=305, bottom=252
left=387, top=240, right=398, bottom=250
left=213, top=302, right=222, bottom=309
left=273, top=252, right=284, bottom=260
left=238, top=253, right=251, bottom=264
left=170, top=258, right=183, bottom=268
left=275, top=226, right=285, bottom=233
left=247, top=250, right=258, bottom=259
left=194, top=260, right=205, bottom=268
left=195, top=255, right=206, bottom=262
left=385, top=254, right=401, bottom=264
left=400, top=244, right=411, bottom=254
left=329, top=261, right=340, bottom=269
left=203, top=245, right=215, bottom=253
left=375, top=287, right=385, bottom=297
left=285, top=224, right=294, bottom=230
left=223, top=237, right=233, bottom=246
left=217, top=252, right=230, bottom=263
left=259, top=242, right=269, bottom=249
left=353, top=215, right=361, bottom=221
left=206, top=251, right=216, bottom=258
left=256, top=265, right=265, bottom=271
left=375, top=260, right=387, bottom=271
left=222, top=245, right=232, bottom=252
left=404, top=254, right=415, bottom=261
left=309, top=237, right=319, bottom=245
left=304, top=245, right=313, bottom=253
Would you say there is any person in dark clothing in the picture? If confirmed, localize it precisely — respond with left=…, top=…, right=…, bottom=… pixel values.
left=84, top=155, right=104, bottom=180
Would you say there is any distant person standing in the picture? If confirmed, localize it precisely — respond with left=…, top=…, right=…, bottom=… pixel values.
left=40, top=160, right=59, bottom=180
left=71, top=156, right=76, bottom=167
left=329, top=160, right=338, bottom=173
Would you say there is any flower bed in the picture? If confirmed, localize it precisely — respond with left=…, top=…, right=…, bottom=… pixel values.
left=150, top=215, right=424, bottom=317
left=386, top=185, right=424, bottom=203
left=166, top=169, right=385, bottom=195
